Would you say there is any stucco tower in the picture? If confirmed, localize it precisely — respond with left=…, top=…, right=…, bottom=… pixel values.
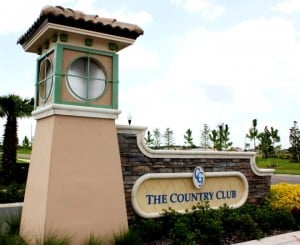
left=17, top=6, right=143, bottom=243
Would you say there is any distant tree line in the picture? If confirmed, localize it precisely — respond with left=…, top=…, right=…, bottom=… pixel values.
left=145, top=123, right=234, bottom=151
left=144, top=119, right=300, bottom=163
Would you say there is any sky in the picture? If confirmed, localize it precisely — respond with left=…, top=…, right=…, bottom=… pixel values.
left=0, top=0, right=300, bottom=149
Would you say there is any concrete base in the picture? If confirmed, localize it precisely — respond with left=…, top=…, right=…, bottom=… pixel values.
left=20, top=115, right=128, bottom=244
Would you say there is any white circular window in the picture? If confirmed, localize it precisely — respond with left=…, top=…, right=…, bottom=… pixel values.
left=39, top=58, right=53, bottom=102
left=67, top=57, right=106, bottom=101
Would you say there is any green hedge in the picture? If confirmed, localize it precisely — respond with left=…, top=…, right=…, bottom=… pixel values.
left=0, top=201, right=299, bottom=244
left=131, top=201, right=299, bottom=244
left=0, top=183, right=25, bottom=203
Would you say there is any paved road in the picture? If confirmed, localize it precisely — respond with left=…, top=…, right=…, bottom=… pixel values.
left=271, top=174, right=300, bottom=184
left=17, top=154, right=30, bottom=159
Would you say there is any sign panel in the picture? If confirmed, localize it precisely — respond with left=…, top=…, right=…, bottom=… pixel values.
left=131, top=170, right=248, bottom=218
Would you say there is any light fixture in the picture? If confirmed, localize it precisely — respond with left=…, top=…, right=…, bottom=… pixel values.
left=127, top=112, right=132, bottom=126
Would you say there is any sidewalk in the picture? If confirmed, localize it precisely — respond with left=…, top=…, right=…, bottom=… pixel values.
left=234, top=231, right=300, bottom=244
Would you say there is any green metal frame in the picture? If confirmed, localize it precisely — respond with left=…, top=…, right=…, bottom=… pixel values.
left=38, top=58, right=53, bottom=102
left=35, top=43, right=119, bottom=109
left=36, top=47, right=55, bottom=108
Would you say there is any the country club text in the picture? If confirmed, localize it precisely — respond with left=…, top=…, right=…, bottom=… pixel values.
left=145, top=190, right=237, bottom=205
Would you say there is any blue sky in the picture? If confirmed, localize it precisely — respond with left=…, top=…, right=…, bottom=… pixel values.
left=1, top=0, right=300, bottom=149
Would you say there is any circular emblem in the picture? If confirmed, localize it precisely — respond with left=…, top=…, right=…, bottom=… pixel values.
left=193, top=166, right=205, bottom=189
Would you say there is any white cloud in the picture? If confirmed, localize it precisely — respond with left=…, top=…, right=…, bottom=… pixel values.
left=170, top=0, right=224, bottom=19
left=272, top=0, right=300, bottom=13
left=119, top=46, right=159, bottom=71
left=0, top=0, right=152, bottom=35
left=99, top=5, right=153, bottom=26
left=119, top=16, right=300, bottom=147
left=169, top=17, right=300, bottom=95
left=0, top=0, right=73, bottom=35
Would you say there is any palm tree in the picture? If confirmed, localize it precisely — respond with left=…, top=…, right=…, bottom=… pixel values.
left=270, top=126, right=280, bottom=156
left=246, top=119, right=258, bottom=151
left=0, top=94, right=34, bottom=183
left=270, top=127, right=280, bottom=146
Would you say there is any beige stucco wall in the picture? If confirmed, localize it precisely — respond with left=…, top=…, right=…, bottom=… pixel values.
left=21, top=115, right=128, bottom=244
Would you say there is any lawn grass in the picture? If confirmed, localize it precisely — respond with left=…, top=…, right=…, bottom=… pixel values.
left=17, top=148, right=32, bottom=155
left=0, top=148, right=31, bottom=163
left=256, top=157, right=300, bottom=175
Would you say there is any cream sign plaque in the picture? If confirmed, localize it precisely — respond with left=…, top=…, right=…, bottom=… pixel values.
left=131, top=169, right=248, bottom=218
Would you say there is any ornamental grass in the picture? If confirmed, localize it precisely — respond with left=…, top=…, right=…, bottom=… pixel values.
left=270, top=183, right=300, bottom=210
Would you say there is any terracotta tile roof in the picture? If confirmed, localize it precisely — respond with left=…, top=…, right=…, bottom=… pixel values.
left=17, top=5, right=144, bottom=45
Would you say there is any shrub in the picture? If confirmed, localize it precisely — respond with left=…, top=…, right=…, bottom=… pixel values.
left=113, top=229, right=142, bottom=245
left=291, top=207, right=300, bottom=228
left=169, top=214, right=196, bottom=245
left=189, top=205, right=222, bottom=244
left=270, top=183, right=300, bottom=210
left=219, top=205, right=263, bottom=242
left=0, top=235, right=26, bottom=245
left=131, top=201, right=298, bottom=244
left=131, top=216, right=164, bottom=242
left=0, top=183, right=25, bottom=203
left=35, top=232, right=72, bottom=245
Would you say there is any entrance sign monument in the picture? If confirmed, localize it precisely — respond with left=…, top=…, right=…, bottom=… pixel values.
left=17, top=6, right=143, bottom=243
left=16, top=5, right=274, bottom=245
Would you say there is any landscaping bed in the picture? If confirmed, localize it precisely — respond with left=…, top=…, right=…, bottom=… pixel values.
left=1, top=184, right=299, bottom=244
left=131, top=196, right=300, bottom=245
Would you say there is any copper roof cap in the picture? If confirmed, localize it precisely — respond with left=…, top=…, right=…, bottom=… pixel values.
left=17, top=5, right=144, bottom=45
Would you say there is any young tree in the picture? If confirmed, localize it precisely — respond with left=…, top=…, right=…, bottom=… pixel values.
left=246, top=119, right=258, bottom=151
left=209, top=129, right=219, bottom=150
left=153, top=128, right=161, bottom=149
left=257, top=126, right=273, bottom=158
left=270, top=126, right=280, bottom=155
left=144, top=131, right=154, bottom=148
left=257, top=126, right=280, bottom=158
left=22, top=136, right=31, bottom=148
left=200, top=124, right=210, bottom=150
left=0, top=94, right=34, bottom=183
left=220, top=123, right=233, bottom=151
left=289, top=121, right=300, bottom=162
left=184, top=128, right=196, bottom=149
left=163, top=128, right=174, bottom=149
left=209, top=123, right=232, bottom=151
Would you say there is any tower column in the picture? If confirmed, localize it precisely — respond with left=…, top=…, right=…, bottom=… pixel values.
left=17, top=5, right=143, bottom=244
left=21, top=108, right=128, bottom=242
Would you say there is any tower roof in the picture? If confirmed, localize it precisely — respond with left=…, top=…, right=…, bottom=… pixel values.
left=17, top=5, right=144, bottom=46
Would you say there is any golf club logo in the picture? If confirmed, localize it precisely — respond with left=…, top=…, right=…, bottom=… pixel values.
left=193, top=166, right=205, bottom=189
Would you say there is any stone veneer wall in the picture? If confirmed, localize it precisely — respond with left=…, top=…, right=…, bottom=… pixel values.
left=117, top=125, right=274, bottom=220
